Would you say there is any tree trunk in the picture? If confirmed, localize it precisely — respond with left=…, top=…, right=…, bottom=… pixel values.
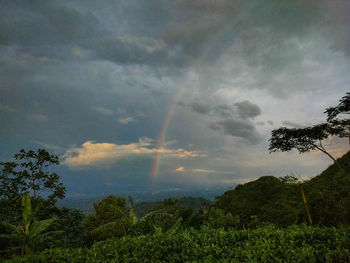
left=300, top=186, right=312, bottom=225
left=314, top=144, right=341, bottom=169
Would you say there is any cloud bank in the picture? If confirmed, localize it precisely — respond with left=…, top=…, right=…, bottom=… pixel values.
left=63, top=138, right=204, bottom=168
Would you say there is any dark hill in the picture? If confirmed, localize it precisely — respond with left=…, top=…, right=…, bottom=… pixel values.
left=304, top=151, right=350, bottom=225
left=215, top=151, right=350, bottom=226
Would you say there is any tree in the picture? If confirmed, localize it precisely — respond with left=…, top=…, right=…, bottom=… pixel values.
left=42, top=207, right=85, bottom=249
left=84, top=195, right=133, bottom=243
left=0, top=193, right=55, bottom=256
left=137, top=198, right=195, bottom=234
left=0, top=149, right=66, bottom=202
left=325, top=92, right=350, bottom=144
left=269, top=123, right=341, bottom=168
left=215, top=176, right=301, bottom=226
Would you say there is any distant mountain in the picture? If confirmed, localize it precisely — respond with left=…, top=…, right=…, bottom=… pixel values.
left=58, top=187, right=228, bottom=214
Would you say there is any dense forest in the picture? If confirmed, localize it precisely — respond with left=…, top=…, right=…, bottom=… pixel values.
left=1, top=93, right=350, bottom=262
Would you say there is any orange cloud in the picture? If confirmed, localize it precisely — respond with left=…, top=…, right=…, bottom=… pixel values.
left=63, top=138, right=204, bottom=168
left=175, top=166, right=185, bottom=172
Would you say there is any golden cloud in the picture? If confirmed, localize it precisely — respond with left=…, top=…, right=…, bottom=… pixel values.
left=175, top=166, right=185, bottom=172
left=63, top=138, right=204, bottom=168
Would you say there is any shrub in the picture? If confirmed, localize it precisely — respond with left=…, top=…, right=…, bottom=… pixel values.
left=6, top=225, right=350, bottom=263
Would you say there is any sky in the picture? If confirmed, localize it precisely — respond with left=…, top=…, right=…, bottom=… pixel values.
left=1, top=0, right=350, bottom=197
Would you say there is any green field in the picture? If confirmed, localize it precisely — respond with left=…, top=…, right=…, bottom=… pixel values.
left=6, top=225, right=350, bottom=263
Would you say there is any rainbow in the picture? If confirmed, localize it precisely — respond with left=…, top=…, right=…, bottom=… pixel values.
left=150, top=1, right=266, bottom=182
left=150, top=87, right=185, bottom=182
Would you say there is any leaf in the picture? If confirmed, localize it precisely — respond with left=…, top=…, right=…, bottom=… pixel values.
left=91, top=221, right=118, bottom=235
left=29, top=219, right=54, bottom=238
left=1, top=222, right=20, bottom=234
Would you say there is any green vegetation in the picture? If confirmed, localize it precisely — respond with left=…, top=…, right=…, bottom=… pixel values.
left=0, top=193, right=55, bottom=256
left=6, top=225, right=350, bottom=263
left=135, top=197, right=211, bottom=218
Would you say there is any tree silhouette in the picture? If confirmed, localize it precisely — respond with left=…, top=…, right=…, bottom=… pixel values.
left=269, top=123, right=340, bottom=168
left=0, top=149, right=65, bottom=202
left=325, top=92, right=350, bottom=145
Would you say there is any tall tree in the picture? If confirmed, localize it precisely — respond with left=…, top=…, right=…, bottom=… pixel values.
left=269, top=123, right=340, bottom=168
left=84, top=195, right=132, bottom=243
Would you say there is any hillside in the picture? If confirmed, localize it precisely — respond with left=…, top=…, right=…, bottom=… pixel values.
left=304, top=151, right=350, bottom=225
left=215, top=151, right=350, bottom=226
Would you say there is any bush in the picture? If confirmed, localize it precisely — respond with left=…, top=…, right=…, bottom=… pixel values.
left=6, top=225, right=350, bottom=262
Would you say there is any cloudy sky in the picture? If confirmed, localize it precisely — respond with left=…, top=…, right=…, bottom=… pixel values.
left=1, top=0, right=349, bottom=196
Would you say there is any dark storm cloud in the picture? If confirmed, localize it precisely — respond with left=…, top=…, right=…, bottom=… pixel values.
left=1, top=0, right=350, bottom=194
left=189, top=100, right=261, bottom=120
left=187, top=99, right=262, bottom=143
left=209, top=119, right=261, bottom=144
left=0, top=1, right=99, bottom=47
left=191, top=101, right=211, bottom=115
left=234, top=100, right=261, bottom=119
left=91, top=36, right=167, bottom=65
left=212, top=105, right=233, bottom=118
left=0, top=1, right=168, bottom=65
left=1, top=0, right=349, bottom=73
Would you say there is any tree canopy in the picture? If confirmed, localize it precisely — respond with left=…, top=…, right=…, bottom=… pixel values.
left=269, top=123, right=340, bottom=166
left=269, top=91, right=350, bottom=167
left=0, top=149, right=66, bottom=202
left=325, top=92, right=350, bottom=143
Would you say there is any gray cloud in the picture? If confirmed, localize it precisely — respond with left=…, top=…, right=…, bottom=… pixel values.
left=209, top=119, right=261, bottom=144
left=188, top=100, right=262, bottom=144
left=233, top=101, right=261, bottom=119
left=1, top=0, right=349, bottom=77
left=212, top=104, right=233, bottom=118
left=1, top=0, right=349, bottom=195
left=191, top=101, right=211, bottom=115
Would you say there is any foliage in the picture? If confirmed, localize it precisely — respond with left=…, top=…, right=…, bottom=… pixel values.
left=0, top=149, right=65, bottom=202
left=135, top=198, right=197, bottom=235
left=269, top=91, right=350, bottom=165
left=134, top=197, right=210, bottom=218
left=0, top=193, right=55, bottom=256
left=215, top=176, right=303, bottom=226
left=325, top=92, right=350, bottom=142
left=83, top=195, right=133, bottom=243
left=269, top=123, right=340, bottom=165
left=205, top=207, right=240, bottom=229
left=304, top=151, right=350, bottom=226
left=40, top=208, right=86, bottom=249
left=215, top=151, right=350, bottom=227
left=326, top=92, right=350, bottom=120
left=6, top=225, right=350, bottom=262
